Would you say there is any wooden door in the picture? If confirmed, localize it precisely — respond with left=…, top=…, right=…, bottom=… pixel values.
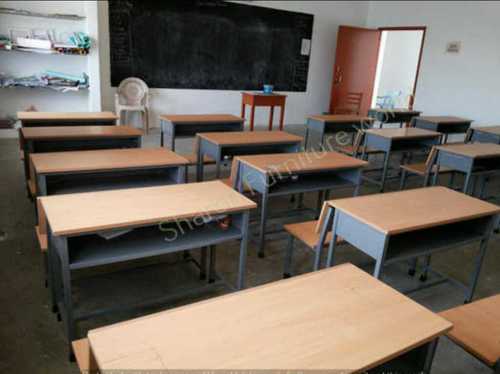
left=329, top=26, right=381, bottom=115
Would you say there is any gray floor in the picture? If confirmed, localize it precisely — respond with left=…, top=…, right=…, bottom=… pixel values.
left=0, top=126, right=498, bottom=373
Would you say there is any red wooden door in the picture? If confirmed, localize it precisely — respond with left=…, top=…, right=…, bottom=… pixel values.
left=329, top=26, right=381, bottom=116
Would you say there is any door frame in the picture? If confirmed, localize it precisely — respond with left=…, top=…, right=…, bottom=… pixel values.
left=377, top=26, right=427, bottom=109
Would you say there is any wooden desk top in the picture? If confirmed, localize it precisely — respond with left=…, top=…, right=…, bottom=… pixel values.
left=365, top=127, right=441, bottom=140
left=436, top=143, right=500, bottom=158
left=17, top=111, right=117, bottom=121
left=473, top=126, right=500, bottom=135
left=235, top=152, right=367, bottom=175
left=198, top=131, right=302, bottom=146
left=159, top=114, right=243, bottom=123
left=440, top=294, right=500, bottom=367
left=87, top=263, right=451, bottom=372
left=242, top=92, right=287, bottom=97
left=327, top=187, right=499, bottom=235
left=21, top=126, right=142, bottom=140
left=369, top=108, right=421, bottom=114
left=31, top=148, right=188, bottom=175
left=39, top=181, right=256, bottom=236
left=417, top=116, right=472, bottom=124
left=308, top=114, right=374, bottom=123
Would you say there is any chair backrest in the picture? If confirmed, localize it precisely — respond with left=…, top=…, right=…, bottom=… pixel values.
left=117, top=77, right=148, bottom=106
left=334, top=92, right=363, bottom=115
left=424, top=146, right=438, bottom=173
left=351, top=129, right=365, bottom=157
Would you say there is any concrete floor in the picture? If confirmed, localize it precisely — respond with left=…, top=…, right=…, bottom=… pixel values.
left=0, top=126, right=498, bottom=373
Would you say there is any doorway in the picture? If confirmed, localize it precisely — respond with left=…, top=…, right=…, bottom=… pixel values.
left=329, top=26, right=426, bottom=115
left=372, top=27, right=426, bottom=110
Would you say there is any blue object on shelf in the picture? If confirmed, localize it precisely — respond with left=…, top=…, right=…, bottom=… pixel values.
left=263, top=84, right=273, bottom=94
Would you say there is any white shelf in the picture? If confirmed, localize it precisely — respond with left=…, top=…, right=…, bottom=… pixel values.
left=0, top=7, right=85, bottom=21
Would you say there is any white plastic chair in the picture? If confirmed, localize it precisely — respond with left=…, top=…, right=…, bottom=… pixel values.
left=115, top=77, right=150, bottom=133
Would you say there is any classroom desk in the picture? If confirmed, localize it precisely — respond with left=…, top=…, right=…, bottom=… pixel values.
left=20, top=126, right=142, bottom=186
left=39, top=181, right=256, bottom=357
left=362, top=127, right=442, bottom=191
left=368, top=108, right=421, bottom=128
left=241, top=92, right=287, bottom=131
left=433, top=143, right=500, bottom=195
left=305, top=114, right=374, bottom=150
left=30, top=148, right=188, bottom=198
left=82, top=264, right=451, bottom=373
left=196, top=131, right=303, bottom=181
left=469, top=126, right=500, bottom=144
left=233, top=152, right=367, bottom=257
left=318, top=187, right=500, bottom=303
left=17, top=111, right=118, bottom=127
left=413, top=116, right=472, bottom=143
left=159, top=114, right=244, bottom=150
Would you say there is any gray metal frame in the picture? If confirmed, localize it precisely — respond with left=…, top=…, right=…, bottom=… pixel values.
left=432, top=148, right=500, bottom=197
left=47, top=209, right=251, bottom=358
left=413, top=118, right=472, bottom=143
left=305, top=117, right=372, bottom=150
left=160, top=118, right=244, bottom=149
left=362, top=132, right=441, bottom=192
left=22, top=136, right=142, bottom=190
left=470, top=128, right=500, bottom=145
left=21, top=119, right=116, bottom=128
left=196, top=138, right=302, bottom=182
left=235, top=160, right=364, bottom=257
left=368, top=109, right=421, bottom=129
left=319, top=205, right=499, bottom=303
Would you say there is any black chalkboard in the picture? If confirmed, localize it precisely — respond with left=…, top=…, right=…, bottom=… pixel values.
left=108, top=0, right=313, bottom=91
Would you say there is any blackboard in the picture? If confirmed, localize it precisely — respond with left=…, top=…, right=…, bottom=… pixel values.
left=108, top=0, right=314, bottom=91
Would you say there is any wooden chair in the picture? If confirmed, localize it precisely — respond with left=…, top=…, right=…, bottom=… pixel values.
left=283, top=220, right=344, bottom=277
left=399, top=146, right=455, bottom=189
left=336, top=129, right=385, bottom=158
left=439, top=294, right=500, bottom=373
left=334, top=92, right=363, bottom=115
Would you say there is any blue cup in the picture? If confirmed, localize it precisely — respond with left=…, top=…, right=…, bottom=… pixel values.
left=263, top=84, right=274, bottom=94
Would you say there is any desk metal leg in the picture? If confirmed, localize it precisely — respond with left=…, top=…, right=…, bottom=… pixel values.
left=283, top=236, right=295, bottom=278
left=423, top=339, right=439, bottom=374
left=250, top=104, right=256, bottom=131
left=200, top=247, right=207, bottom=280
left=373, top=238, right=389, bottom=279
left=420, top=255, right=432, bottom=282
left=279, top=104, right=285, bottom=131
left=59, top=244, right=75, bottom=360
left=237, top=212, right=250, bottom=289
left=463, top=170, right=473, bottom=194
left=465, top=235, right=491, bottom=303
left=208, top=245, right=216, bottom=283
left=258, top=191, right=269, bottom=258
left=196, top=144, right=204, bottom=182
left=326, top=209, right=339, bottom=267
left=380, top=151, right=391, bottom=192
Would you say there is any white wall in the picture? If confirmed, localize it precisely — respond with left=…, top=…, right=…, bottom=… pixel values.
left=372, top=30, right=423, bottom=108
left=97, top=1, right=370, bottom=129
left=367, top=1, right=500, bottom=125
left=0, top=1, right=100, bottom=119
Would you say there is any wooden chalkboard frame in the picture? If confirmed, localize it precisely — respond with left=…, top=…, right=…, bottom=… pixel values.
left=109, top=0, right=314, bottom=91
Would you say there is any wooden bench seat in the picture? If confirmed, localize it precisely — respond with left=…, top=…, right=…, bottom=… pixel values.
left=72, top=338, right=97, bottom=373
left=284, top=220, right=343, bottom=248
left=180, top=153, right=216, bottom=165
left=439, top=294, right=500, bottom=370
left=400, top=162, right=454, bottom=176
left=220, top=178, right=252, bottom=193
left=337, top=144, right=384, bottom=157
left=283, top=220, right=344, bottom=277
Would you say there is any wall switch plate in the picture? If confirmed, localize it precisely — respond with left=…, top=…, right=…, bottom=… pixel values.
left=446, top=41, right=461, bottom=53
